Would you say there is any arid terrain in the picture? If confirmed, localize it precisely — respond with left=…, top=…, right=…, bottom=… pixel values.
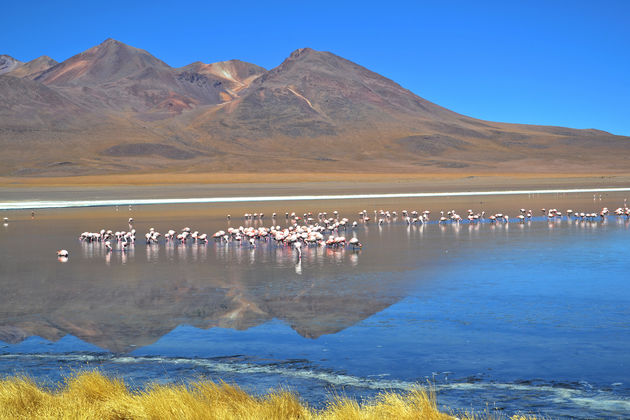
left=1, top=39, right=629, bottom=178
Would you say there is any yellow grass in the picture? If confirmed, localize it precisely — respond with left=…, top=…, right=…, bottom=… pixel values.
left=0, top=371, right=538, bottom=420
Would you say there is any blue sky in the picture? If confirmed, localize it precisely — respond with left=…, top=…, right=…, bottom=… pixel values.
left=3, top=1, right=629, bottom=135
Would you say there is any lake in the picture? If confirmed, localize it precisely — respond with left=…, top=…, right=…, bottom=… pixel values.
left=1, top=192, right=629, bottom=418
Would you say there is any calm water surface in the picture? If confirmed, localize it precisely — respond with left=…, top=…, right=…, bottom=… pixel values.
left=0, top=197, right=629, bottom=418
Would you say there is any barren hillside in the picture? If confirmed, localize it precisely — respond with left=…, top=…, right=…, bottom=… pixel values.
left=1, top=39, right=628, bottom=176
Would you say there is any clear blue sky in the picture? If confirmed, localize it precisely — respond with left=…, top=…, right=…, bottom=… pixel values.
left=3, top=1, right=629, bottom=135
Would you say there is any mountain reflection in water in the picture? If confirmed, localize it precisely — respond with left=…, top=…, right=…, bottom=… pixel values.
left=1, top=215, right=430, bottom=352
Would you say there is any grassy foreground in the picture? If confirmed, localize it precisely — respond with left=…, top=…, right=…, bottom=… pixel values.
left=0, top=371, right=534, bottom=420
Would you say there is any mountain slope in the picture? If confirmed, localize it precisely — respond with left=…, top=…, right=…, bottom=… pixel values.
left=0, top=55, right=22, bottom=75
left=0, top=41, right=628, bottom=176
left=177, top=59, right=266, bottom=94
left=0, top=75, right=87, bottom=128
left=197, top=48, right=462, bottom=140
left=190, top=48, right=630, bottom=171
left=7, top=56, right=58, bottom=79
left=36, top=38, right=170, bottom=85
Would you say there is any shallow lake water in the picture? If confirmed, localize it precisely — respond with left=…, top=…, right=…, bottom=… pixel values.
left=1, top=193, right=629, bottom=418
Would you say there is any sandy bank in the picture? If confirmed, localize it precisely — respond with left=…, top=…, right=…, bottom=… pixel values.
left=1, top=172, right=629, bottom=189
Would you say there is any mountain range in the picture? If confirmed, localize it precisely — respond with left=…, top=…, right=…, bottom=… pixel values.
left=1, top=39, right=628, bottom=176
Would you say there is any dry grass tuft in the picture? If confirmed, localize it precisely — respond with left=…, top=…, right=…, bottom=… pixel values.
left=0, top=375, right=52, bottom=417
left=320, top=389, right=451, bottom=420
left=0, top=371, right=538, bottom=419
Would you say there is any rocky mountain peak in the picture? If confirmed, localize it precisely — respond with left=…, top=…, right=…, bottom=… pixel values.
left=0, top=54, right=23, bottom=75
left=35, top=38, right=170, bottom=85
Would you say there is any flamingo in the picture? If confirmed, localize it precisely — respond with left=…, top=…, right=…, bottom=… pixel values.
left=348, top=237, right=362, bottom=250
left=334, top=236, right=346, bottom=247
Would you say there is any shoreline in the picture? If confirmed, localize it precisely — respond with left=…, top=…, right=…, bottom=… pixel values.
left=0, top=371, right=531, bottom=419
left=1, top=186, right=630, bottom=210
left=2, top=172, right=629, bottom=187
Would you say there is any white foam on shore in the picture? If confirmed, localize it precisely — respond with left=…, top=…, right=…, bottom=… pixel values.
left=1, top=353, right=628, bottom=414
left=1, top=187, right=630, bottom=210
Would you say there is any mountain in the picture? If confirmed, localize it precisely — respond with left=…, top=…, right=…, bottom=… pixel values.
left=32, top=39, right=265, bottom=117
left=36, top=38, right=172, bottom=85
left=192, top=47, right=630, bottom=171
left=33, top=38, right=197, bottom=114
left=0, top=40, right=629, bottom=176
left=6, top=55, right=58, bottom=79
left=197, top=47, right=466, bottom=139
left=0, top=55, right=22, bottom=75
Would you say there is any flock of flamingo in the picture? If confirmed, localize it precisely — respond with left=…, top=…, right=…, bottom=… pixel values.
left=46, top=202, right=630, bottom=261
left=67, top=213, right=362, bottom=261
